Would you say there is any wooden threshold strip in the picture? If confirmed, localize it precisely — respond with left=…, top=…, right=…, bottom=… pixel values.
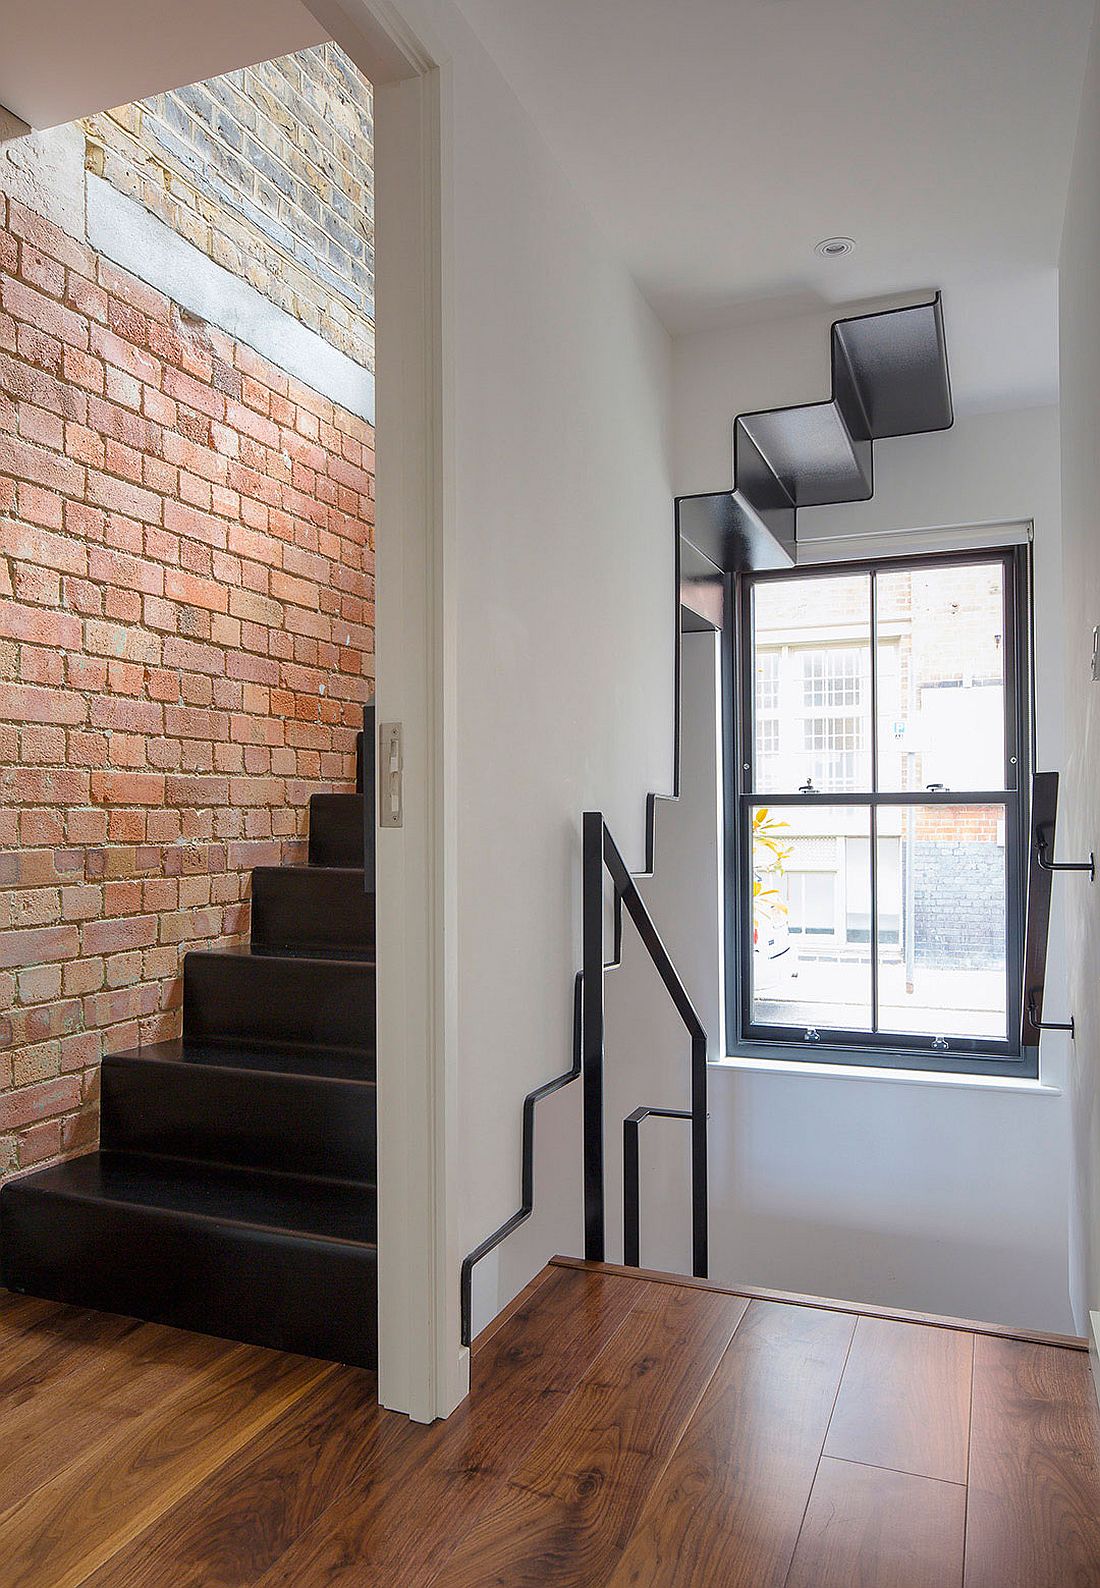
left=549, top=1256, right=1089, bottom=1352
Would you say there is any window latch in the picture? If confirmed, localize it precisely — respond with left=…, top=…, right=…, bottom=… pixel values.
left=798, top=779, right=818, bottom=795
left=925, top=782, right=948, bottom=793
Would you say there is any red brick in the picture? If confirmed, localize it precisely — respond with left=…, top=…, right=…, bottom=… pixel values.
left=164, top=568, right=229, bottom=614
left=85, top=469, right=161, bottom=524
left=90, top=771, right=165, bottom=806
left=8, top=202, right=89, bottom=274
left=83, top=915, right=158, bottom=955
left=2, top=278, right=89, bottom=349
left=89, top=324, right=159, bottom=386
left=0, top=683, right=86, bottom=725
left=63, top=345, right=106, bottom=395
left=0, top=925, right=79, bottom=971
left=0, top=602, right=81, bottom=649
left=17, top=405, right=65, bottom=454
left=0, top=200, right=375, bottom=1181
left=0, top=435, right=84, bottom=501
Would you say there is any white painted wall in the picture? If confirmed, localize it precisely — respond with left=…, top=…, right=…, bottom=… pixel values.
left=365, top=0, right=675, bottom=1340
left=615, top=314, right=1080, bottom=1334
left=1058, top=5, right=1100, bottom=1348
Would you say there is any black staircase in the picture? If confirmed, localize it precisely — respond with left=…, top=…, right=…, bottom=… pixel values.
left=461, top=295, right=956, bottom=1340
left=0, top=706, right=378, bottom=1368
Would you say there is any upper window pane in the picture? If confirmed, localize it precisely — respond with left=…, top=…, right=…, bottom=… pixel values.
left=876, top=562, right=1007, bottom=792
left=752, top=573, right=871, bottom=793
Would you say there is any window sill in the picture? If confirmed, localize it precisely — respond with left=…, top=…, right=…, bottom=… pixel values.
left=712, top=1053, right=1061, bottom=1095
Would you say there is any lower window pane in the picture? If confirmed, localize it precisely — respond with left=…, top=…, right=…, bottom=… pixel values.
left=877, top=804, right=1008, bottom=1040
left=749, top=804, right=872, bottom=1033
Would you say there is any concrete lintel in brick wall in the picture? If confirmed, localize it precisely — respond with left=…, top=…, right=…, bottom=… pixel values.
left=87, top=173, right=375, bottom=425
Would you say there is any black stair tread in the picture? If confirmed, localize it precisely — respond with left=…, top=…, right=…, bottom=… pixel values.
left=832, top=298, right=953, bottom=439
left=9, top=1151, right=377, bottom=1246
left=192, top=943, right=376, bottom=968
left=106, top=1039, right=375, bottom=1085
left=737, top=400, right=872, bottom=508
left=254, top=863, right=371, bottom=883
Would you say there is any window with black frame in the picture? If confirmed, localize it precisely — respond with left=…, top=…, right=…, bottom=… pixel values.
left=731, top=547, right=1031, bottom=1073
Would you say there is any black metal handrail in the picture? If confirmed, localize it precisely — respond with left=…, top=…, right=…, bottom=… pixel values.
left=623, top=1106, right=691, bottom=1267
left=459, top=975, right=582, bottom=1346
left=584, top=811, right=708, bottom=1278
left=458, top=524, right=703, bottom=1346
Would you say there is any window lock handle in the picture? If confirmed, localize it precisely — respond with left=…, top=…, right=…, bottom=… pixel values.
left=798, top=779, right=818, bottom=795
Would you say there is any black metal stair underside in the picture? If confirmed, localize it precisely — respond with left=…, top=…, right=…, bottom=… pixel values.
left=677, top=296, right=954, bottom=586
left=1, top=709, right=378, bottom=1368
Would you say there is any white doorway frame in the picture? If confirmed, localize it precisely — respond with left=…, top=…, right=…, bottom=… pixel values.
left=303, top=0, right=464, bottom=1421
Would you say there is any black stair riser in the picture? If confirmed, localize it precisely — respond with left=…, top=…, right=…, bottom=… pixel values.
left=308, top=794, right=368, bottom=869
left=102, top=1055, right=376, bottom=1183
left=0, top=1187, right=377, bottom=1367
left=184, top=952, right=374, bottom=1054
left=250, top=866, right=375, bottom=957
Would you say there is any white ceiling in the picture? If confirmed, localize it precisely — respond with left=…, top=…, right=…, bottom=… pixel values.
left=455, top=0, right=1096, bottom=411
left=0, top=0, right=326, bottom=129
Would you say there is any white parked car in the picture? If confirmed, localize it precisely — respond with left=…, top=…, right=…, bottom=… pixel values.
left=753, top=913, right=791, bottom=990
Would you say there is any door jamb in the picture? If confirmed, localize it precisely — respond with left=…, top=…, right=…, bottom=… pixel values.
left=302, top=0, right=463, bottom=1421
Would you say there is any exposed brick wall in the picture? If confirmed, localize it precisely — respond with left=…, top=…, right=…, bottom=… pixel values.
left=0, top=193, right=375, bottom=1182
left=84, top=44, right=374, bottom=371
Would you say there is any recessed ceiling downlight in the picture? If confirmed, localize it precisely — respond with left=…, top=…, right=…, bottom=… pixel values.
left=814, top=236, right=855, bottom=258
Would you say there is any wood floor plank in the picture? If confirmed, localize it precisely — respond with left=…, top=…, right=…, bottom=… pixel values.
left=0, top=1292, right=76, bottom=1336
left=0, top=1318, right=236, bottom=1521
left=0, top=1342, right=329, bottom=1588
left=606, top=1299, right=856, bottom=1588
left=824, top=1315, right=973, bottom=1483
left=964, top=1335, right=1100, bottom=1588
left=785, top=1457, right=966, bottom=1588
left=78, top=1364, right=383, bottom=1588
left=425, top=1284, right=749, bottom=1587
left=0, top=1304, right=139, bottom=1404
left=250, top=1266, right=650, bottom=1588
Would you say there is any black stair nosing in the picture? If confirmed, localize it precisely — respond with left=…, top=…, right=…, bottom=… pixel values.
left=186, top=943, right=375, bottom=970
left=103, top=1039, right=376, bottom=1086
left=253, top=863, right=371, bottom=882
left=1, top=1151, right=377, bottom=1248
left=86, top=1143, right=377, bottom=1201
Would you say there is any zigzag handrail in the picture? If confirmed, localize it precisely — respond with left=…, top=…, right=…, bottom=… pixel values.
left=458, top=533, right=691, bottom=1348
left=459, top=973, right=582, bottom=1347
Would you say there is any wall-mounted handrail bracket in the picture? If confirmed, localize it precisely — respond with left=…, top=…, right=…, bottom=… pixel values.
left=1036, top=825, right=1095, bottom=881
left=1027, top=992, right=1074, bottom=1038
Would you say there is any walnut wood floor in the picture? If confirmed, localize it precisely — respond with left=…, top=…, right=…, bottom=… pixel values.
left=2, top=1259, right=1100, bottom=1586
